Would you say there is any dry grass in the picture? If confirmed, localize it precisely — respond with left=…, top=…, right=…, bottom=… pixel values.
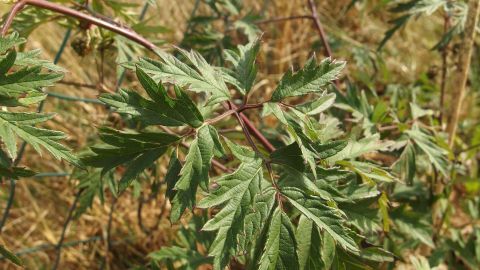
left=0, top=0, right=446, bottom=269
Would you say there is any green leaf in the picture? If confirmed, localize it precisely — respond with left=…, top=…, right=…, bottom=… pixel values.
left=379, top=192, right=390, bottom=232
left=0, top=245, right=22, bottom=266
left=135, top=67, right=204, bottom=127
left=406, top=127, right=448, bottom=176
left=0, top=50, right=17, bottom=75
left=338, top=160, right=395, bottom=184
left=378, top=14, right=411, bottom=51
left=165, top=150, right=182, bottom=201
left=11, top=49, right=66, bottom=72
left=340, top=182, right=379, bottom=201
left=271, top=57, right=345, bottom=102
left=338, top=198, right=381, bottom=232
left=327, top=134, right=393, bottom=163
left=197, top=145, right=263, bottom=270
left=392, top=208, right=435, bottom=248
left=296, top=215, right=323, bottom=270
left=0, top=91, right=47, bottom=107
left=280, top=166, right=338, bottom=201
left=313, top=140, right=348, bottom=159
left=138, top=48, right=230, bottom=105
left=0, top=32, right=25, bottom=54
left=97, top=127, right=179, bottom=150
left=240, top=186, right=276, bottom=253
left=262, top=102, right=288, bottom=124
left=0, top=66, right=63, bottom=103
left=73, top=169, right=105, bottom=219
left=258, top=207, right=299, bottom=270
left=0, top=112, right=80, bottom=166
left=83, top=128, right=179, bottom=191
left=224, top=37, right=260, bottom=94
left=359, top=247, right=394, bottom=263
left=281, top=187, right=358, bottom=252
left=285, top=117, right=318, bottom=175
left=170, top=125, right=218, bottom=222
left=393, top=142, right=416, bottom=185
left=379, top=0, right=447, bottom=50
left=0, top=164, right=35, bottom=179
left=316, top=167, right=356, bottom=182
left=321, top=232, right=336, bottom=269
left=234, top=13, right=262, bottom=42
left=101, top=68, right=204, bottom=127
left=284, top=115, right=346, bottom=176
left=296, top=92, right=336, bottom=115
left=118, top=148, right=167, bottom=192
left=114, top=35, right=141, bottom=80
left=99, top=89, right=184, bottom=126
left=270, top=143, right=305, bottom=172
left=207, top=125, right=226, bottom=158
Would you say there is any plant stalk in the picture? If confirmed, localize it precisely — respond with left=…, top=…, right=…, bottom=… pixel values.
left=1, top=0, right=156, bottom=51
left=307, top=0, right=333, bottom=58
left=438, top=14, right=450, bottom=126
left=446, top=0, right=480, bottom=147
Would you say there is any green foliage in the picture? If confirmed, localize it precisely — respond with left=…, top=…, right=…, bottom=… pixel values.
left=270, top=57, right=345, bottom=102
left=149, top=214, right=214, bottom=269
left=138, top=48, right=230, bottom=105
left=281, top=187, right=358, bottom=252
left=223, top=37, right=261, bottom=94
left=170, top=125, right=222, bottom=222
left=0, top=33, right=80, bottom=179
left=0, top=112, right=80, bottom=165
left=92, top=36, right=396, bottom=269
left=101, top=67, right=204, bottom=127
left=257, top=207, right=299, bottom=270
left=379, top=0, right=467, bottom=50
left=83, top=127, right=179, bottom=192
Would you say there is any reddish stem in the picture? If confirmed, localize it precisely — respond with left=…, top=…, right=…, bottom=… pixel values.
left=0, top=0, right=26, bottom=36
left=307, top=0, right=333, bottom=58
left=1, top=0, right=156, bottom=50
left=225, top=103, right=276, bottom=152
left=307, top=0, right=341, bottom=89
left=237, top=102, right=265, bottom=112
left=233, top=110, right=261, bottom=155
